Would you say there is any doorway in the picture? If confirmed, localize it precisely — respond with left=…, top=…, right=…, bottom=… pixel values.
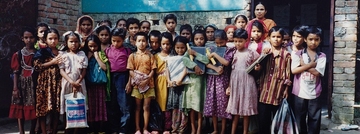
left=251, top=0, right=334, bottom=117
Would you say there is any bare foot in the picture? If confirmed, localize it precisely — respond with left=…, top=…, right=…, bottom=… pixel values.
left=143, top=129, right=151, bottom=134
left=211, top=131, right=218, bottom=134
left=162, top=131, right=170, bottom=134
left=135, top=130, right=141, bottom=134
left=151, top=130, right=159, bottom=134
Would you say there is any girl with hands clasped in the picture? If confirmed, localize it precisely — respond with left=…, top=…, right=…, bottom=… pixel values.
left=59, top=31, right=88, bottom=133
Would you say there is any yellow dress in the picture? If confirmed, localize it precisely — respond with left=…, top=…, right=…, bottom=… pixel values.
left=155, top=54, right=169, bottom=111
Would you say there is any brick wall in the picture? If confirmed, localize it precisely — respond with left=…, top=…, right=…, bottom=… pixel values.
left=37, top=0, right=81, bottom=36
left=332, top=0, right=357, bottom=124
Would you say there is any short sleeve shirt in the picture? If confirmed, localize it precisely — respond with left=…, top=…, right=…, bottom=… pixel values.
left=291, top=49, right=326, bottom=99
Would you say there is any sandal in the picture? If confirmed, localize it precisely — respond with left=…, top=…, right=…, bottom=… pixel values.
left=341, top=125, right=359, bottom=131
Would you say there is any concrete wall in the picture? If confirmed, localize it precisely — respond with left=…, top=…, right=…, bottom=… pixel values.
left=332, top=0, right=357, bottom=124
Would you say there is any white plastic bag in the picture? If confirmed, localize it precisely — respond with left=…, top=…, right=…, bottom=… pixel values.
left=65, top=92, right=89, bottom=129
left=271, top=99, right=299, bottom=134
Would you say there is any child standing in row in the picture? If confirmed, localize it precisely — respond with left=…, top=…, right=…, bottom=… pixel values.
left=35, top=23, right=49, bottom=49
left=148, top=30, right=161, bottom=55
left=291, top=27, right=326, bottom=134
left=83, top=35, right=108, bottom=134
left=287, top=25, right=308, bottom=54
left=154, top=32, right=173, bottom=133
left=59, top=31, right=88, bottom=133
left=204, top=30, right=234, bottom=134
left=95, top=25, right=111, bottom=51
left=125, top=18, right=140, bottom=52
left=226, top=29, right=260, bottom=134
left=234, top=14, right=248, bottom=29
left=224, top=25, right=237, bottom=48
left=105, top=28, right=131, bottom=134
left=246, top=20, right=271, bottom=54
left=76, top=15, right=94, bottom=46
left=182, top=35, right=210, bottom=134
left=9, top=27, right=37, bottom=134
left=140, top=20, right=151, bottom=35
left=257, top=27, right=292, bottom=134
left=163, top=14, right=178, bottom=39
left=180, top=24, right=193, bottom=43
left=127, top=32, right=157, bottom=134
left=34, top=28, right=62, bottom=134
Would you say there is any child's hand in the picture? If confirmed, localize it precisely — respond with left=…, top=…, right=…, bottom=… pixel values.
left=207, top=52, right=214, bottom=59
left=254, top=64, right=261, bottom=71
left=139, top=78, right=149, bottom=88
left=309, top=60, right=317, bottom=68
left=300, top=58, right=305, bottom=66
left=226, top=87, right=230, bottom=96
left=51, top=55, right=62, bottom=65
left=12, top=88, right=20, bottom=99
left=215, top=66, right=224, bottom=75
left=125, top=82, right=132, bottom=94
left=175, top=80, right=182, bottom=86
left=93, top=51, right=99, bottom=59
left=188, top=49, right=197, bottom=56
left=71, top=81, right=81, bottom=88
left=194, top=65, right=203, bottom=75
left=283, top=90, right=288, bottom=99
left=263, top=48, right=272, bottom=54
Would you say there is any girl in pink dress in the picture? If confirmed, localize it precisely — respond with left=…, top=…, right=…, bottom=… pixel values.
left=226, top=29, right=260, bottom=134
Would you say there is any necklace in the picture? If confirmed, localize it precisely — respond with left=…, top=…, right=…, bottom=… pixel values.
left=20, top=47, right=34, bottom=71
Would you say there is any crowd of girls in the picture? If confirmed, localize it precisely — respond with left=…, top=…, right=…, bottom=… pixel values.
left=9, top=2, right=326, bottom=134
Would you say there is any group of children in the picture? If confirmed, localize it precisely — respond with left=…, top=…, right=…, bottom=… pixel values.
left=9, top=8, right=326, bottom=134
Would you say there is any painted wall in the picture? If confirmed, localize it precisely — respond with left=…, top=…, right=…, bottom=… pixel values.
left=83, top=0, right=246, bottom=13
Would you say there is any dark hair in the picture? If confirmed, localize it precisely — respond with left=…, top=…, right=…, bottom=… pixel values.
left=95, top=25, right=111, bottom=35
left=268, top=26, right=285, bottom=38
left=234, top=15, right=248, bottom=24
left=292, top=25, right=309, bottom=38
left=111, top=28, right=127, bottom=40
left=126, top=18, right=140, bottom=29
left=21, top=27, right=37, bottom=48
left=251, top=20, right=265, bottom=33
left=163, top=14, right=177, bottom=23
left=214, top=30, right=227, bottom=41
left=204, top=24, right=218, bottom=31
left=44, top=28, right=60, bottom=42
left=140, top=20, right=151, bottom=26
left=160, top=32, right=174, bottom=48
left=82, top=34, right=101, bottom=54
left=192, top=29, right=207, bottom=44
left=256, top=2, right=267, bottom=11
left=63, top=31, right=81, bottom=51
left=180, top=24, right=192, bottom=34
left=172, top=36, right=188, bottom=55
left=116, top=18, right=126, bottom=26
left=37, top=23, right=49, bottom=32
left=98, top=20, right=112, bottom=28
left=133, top=32, right=148, bottom=41
left=305, top=26, right=322, bottom=39
left=21, top=26, right=36, bottom=38
left=233, top=29, right=248, bottom=39
left=79, top=17, right=93, bottom=26
left=149, top=30, right=161, bottom=43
